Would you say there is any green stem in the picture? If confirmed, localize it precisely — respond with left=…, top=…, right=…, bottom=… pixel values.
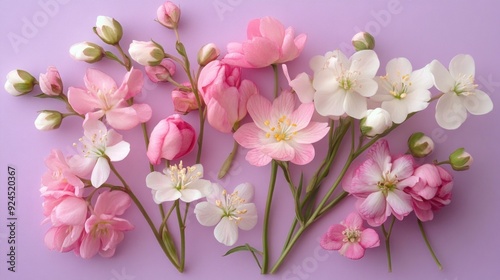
left=175, top=200, right=186, bottom=272
left=381, top=217, right=396, bottom=272
left=218, top=139, right=239, bottom=179
left=270, top=226, right=306, bottom=274
left=114, top=43, right=132, bottom=71
left=262, top=160, right=278, bottom=274
left=272, top=64, right=279, bottom=98
left=418, top=220, right=443, bottom=270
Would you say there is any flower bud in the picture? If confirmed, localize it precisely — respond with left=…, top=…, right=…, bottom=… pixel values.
left=172, top=83, right=200, bottom=114
left=94, top=16, right=123, bottom=45
left=352, top=32, right=375, bottom=51
left=34, top=110, right=63, bottom=131
left=69, top=42, right=104, bottom=63
left=157, top=1, right=181, bottom=29
left=39, top=66, right=63, bottom=96
left=197, top=43, right=220, bottom=66
left=4, top=69, right=36, bottom=96
left=449, top=148, right=473, bottom=171
left=408, top=132, right=434, bottom=158
left=147, top=114, right=196, bottom=164
left=360, top=108, right=391, bottom=137
left=145, top=58, right=176, bottom=83
left=129, top=40, right=165, bottom=66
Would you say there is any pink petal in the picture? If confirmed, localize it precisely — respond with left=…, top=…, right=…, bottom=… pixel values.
left=52, top=197, right=87, bottom=226
left=341, top=242, right=365, bottom=260
left=386, top=189, right=413, bottom=218
left=289, top=103, right=314, bottom=130
left=368, top=140, right=391, bottom=172
left=79, top=233, right=100, bottom=259
left=259, top=17, right=285, bottom=47
left=261, top=141, right=295, bottom=162
left=242, top=37, right=279, bottom=68
left=293, top=122, right=329, bottom=144
left=105, top=107, right=142, bottom=130
left=84, top=68, right=117, bottom=93
left=246, top=94, right=272, bottom=130
left=236, top=80, right=259, bottom=120
left=359, top=228, right=380, bottom=248
left=344, top=212, right=364, bottom=229
left=358, top=191, right=386, bottom=220
left=131, top=103, right=152, bottom=123
left=120, top=68, right=144, bottom=99
left=272, top=91, right=296, bottom=119
left=391, top=155, right=415, bottom=179
left=320, top=228, right=343, bottom=250
left=223, top=45, right=254, bottom=68
left=245, top=148, right=272, bottom=166
left=288, top=142, right=315, bottom=165
left=234, top=123, right=266, bottom=149
left=68, top=87, right=100, bottom=115
left=279, top=28, right=301, bottom=63
left=246, top=18, right=262, bottom=38
left=207, top=99, right=233, bottom=133
left=94, top=190, right=131, bottom=216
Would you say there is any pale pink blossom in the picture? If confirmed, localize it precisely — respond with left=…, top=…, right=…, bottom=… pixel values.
left=68, top=68, right=152, bottom=130
left=223, top=17, right=306, bottom=68
left=171, top=83, right=200, bottom=114
left=71, top=117, right=130, bottom=188
left=44, top=224, right=84, bottom=253
left=343, top=140, right=417, bottom=226
left=41, top=149, right=84, bottom=197
left=198, top=60, right=258, bottom=133
left=39, top=66, right=63, bottom=96
left=145, top=58, right=176, bottom=83
left=234, top=91, right=329, bottom=166
left=146, top=114, right=196, bottom=165
left=195, top=183, right=257, bottom=246
left=320, top=212, right=380, bottom=260
left=79, top=190, right=134, bottom=258
left=157, top=1, right=181, bottom=29
left=406, top=164, right=453, bottom=221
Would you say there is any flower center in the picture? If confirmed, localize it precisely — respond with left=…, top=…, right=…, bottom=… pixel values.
left=90, top=221, right=110, bottom=238
left=342, top=228, right=361, bottom=243
left=215, top=189, right=247, bottom=223
left=96, top=89, right=116, bottom=112
left=377, top=171, right=397, bottom=196
left=382, top=74, right=412, bottom=99
left=170, top=161, right=201, bottom=191
left=338, top=72, right=358, bottom=91
left=264, top=115, right=298, bottom=142
left=76, top=129, right=108, bottom=158
left=453, top=73, right=477, bottom=96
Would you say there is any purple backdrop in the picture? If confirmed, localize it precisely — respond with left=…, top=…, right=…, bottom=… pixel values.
left=1, top=1, right=499, bottom=279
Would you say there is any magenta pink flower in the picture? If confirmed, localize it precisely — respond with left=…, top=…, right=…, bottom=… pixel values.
left=223, top=17, right=306, bottom=68
left=171, top=83, right=200, bottom=114
left=406, top=164, right=453, bottom=221
left=39, top=66, right=63, bottom=96
left=79, top=190, right=134, bottom=258
left=147, top=114, right=196, bottom=165
left=68, top=68, right=152, bottom=130
left=198, top=60, right=258, bottom=133
left=234, top=91, right=329, bottom=166
left=344, top=140, right=417, bottom=226
left=320, top=212, right=380, bottom=260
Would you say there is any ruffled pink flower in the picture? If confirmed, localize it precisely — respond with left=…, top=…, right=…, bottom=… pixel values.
left=406, top=164, right=453, bottom=221
left=68, top=68, right=152, bottom=130
left=39, top=66, right=63, bottom=96
left=343, top=140, right=417, bottom=226
left=320, top=212, right=380, bottom=260
left=171, top=83, right=200, bottom=114
left=223, top=17, right=306, bottom=68
left=198, top=60, right=258, bottom=132
left=41, top=149, right=84, bottom=197
left=234, top=91, right=329, bottom=166
left=146, top=114, right=196, bottom=165
left=79, top=190, right=134, bottom=258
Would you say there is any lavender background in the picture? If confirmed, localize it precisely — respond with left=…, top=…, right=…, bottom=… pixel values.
left=0, top=0, right=499, bottom=279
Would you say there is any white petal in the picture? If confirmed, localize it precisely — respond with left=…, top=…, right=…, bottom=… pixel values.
left=188, top=179, right=212, bottom=197
left=194, top=202, right=223, bottom=226
left=344, top=92, right=368, bottom=119
left=350, top=50, right=379, bottom=77
left=385, top=57, right=412, bottom=79
left=214, top=217, right=238, bottom=246
left=91, top=157, right=110, bottom=187
left=154, top=188, right=181, bottom=203
left=410, top=66, right=433, bottom=90
left=449, top=54, right=475, bottom=80
left=290, top=72, right=315, bottom=103
left=314, top=89, right=346, bottom=117
left=464, top=89, right=493, bottom=115
left=179, top=189, right=203, bottom=203
left=435, top=92, right=467, bottom=129
left=382, top=99, right=409, bottom=124
left=386, top=190, right=413, bottom=217
left=236, top=203, right=258, bottom=230
left=233, top=183, right=254, bottom=202
left=146, top=172, right=170, bottom=190
left=106, top=141, right=130, bottom=161
left=355, top=78, right=378, bottom=97
left=206, top=183, right=224, bottom=205
left=312, top=69, right=339, bottom=92
left=429, top=60, right=454, bottom=93
left=404, top=89, right=431, bottom=113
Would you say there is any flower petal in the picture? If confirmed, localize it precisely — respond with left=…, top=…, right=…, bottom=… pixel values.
left=464, top=89, right=493, bottom=115
left=260, top=141, right=295, bottom=162
left=386, top=189, right=413, bottom=218
left=435, top=92, right=467, bottom=129
left=344, top=91, right=368, bottom=119
left=153, top=188, right=181, bottom=203
left=391, top=155, right=414, bottom=179
left=314, top=89, right=346, bottom=117
left=247, top=94, right=272, bottom=131
left=359, top=228, right=380, bottom=249
left=429, top=60, right=454, bottom=93
left=214, top=217, right=239, bottom=246
left=245, top=148, right=272, bottom=166
left=288, top=142, right=315, bottom=165
left=344, top=212, right=364, bottom=229
left=358, top=192, right=386, bottom=221
left=234, top=123, right=266, bottom=149
left=293, top=122, right=329, bottom=144
left=290, top=102, right=314, bottom=130
left=272, top=91, right=296, bottom=119
left=91, top=157, right=110, bottom=187
left=350, top=50, right=379, bottom=78
left=179, top=189, right=203, bottom=203
left=449, top=54, right=475, bottom=79
left=194, top=202, right=223, bottom=226
left=94, top=190, right=131, bottom=216
left=237, top=203, right=258, bottom=230
left=106, top=141, right=130, bottom=162
left=233, top=183, right=254, bottom=202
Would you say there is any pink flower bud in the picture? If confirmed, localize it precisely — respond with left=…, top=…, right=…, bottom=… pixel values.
left=4, top=69, right=36, bottom=96
left=39, top=66, right=63, bottom=96
left=197, top=43, right=220, bottom=66
left=94, top=16, right=123, bottom=45
left=171, top=83, right=200, bottom=114
left=129, top=40, right=165, bottom=66
left=157, top=1, right=181, bottom=29
left=69, top=42, right=104, bottom=63
left=147, top=114, right=196, bottom=164
left=145, top=58, right=176, bottom=83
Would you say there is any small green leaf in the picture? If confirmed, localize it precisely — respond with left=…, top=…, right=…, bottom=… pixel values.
left=223, top=243, right=262, bottom=270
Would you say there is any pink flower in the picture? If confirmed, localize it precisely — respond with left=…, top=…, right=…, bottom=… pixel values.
left=223, top=17, right=306, bottom=68
left=234, top=91, right=329, bottom=166
left=44, top=224, right=84, bottom=253
left=71, top=117, right=130, bottom=188
left=171, top=83, right=200, bottom=114
left=41, top=149, right=84, bottom=197
left=343, top=140, right=417, bottom=226
left=406, top=164, right=453, bottom=221
left=39, top=66, right=63, bottom=96
left=68, top=68, right=152, bottom=130
left=147, top=114, right=196, bottom=165
left=157, top=1, right=181, bottom=29
left=320, top=212, right=380, bottom=260
left=198, top=60, right=258, bottom=133
left=145, top=58, right=176, bottom=83
left=79, top=190, right=134, bottom=258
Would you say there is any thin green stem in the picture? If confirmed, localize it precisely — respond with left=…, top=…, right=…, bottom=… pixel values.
left=381, top=217, right=396, bottom=272
left=262, top=160, right=278, bottom=274
left=272, top=64, right=279, bottom=98
left=175, top=200, right=186, bottom=272
left=218, top=139, right=239, bottom=179
left=418, top=220, right=443, bottom=270
left=115, top=43, right=131, bottom=71
left=270, top=226, right=306, bottom=274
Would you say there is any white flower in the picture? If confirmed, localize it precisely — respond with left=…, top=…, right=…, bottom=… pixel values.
left=194, top=183, right=257, bottom=246
left=429, top=54, right=493, bottom=129
left=312, top=50, right=379, bottom=119
left=70, top=118, right=130, bottom=188
left=146, top=162, right=211, bottom=203
left=95, top=16, right=122, bottom=45
left=371, top=58, right=433, bottom=124
left=34, top=110, right=63, bottom=131
left=361, top=108, right=392, bottom=137
left=69, top=42, right=104, bottom=63
left=4, top=69, right=36, bottom=96
left=129, top=40, right=165, bottom=66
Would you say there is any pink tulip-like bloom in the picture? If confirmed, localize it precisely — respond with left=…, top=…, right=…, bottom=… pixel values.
left=79, top=190, right=134, bottom=258
left=157, top=1, right=181, bottom=29
left=171, top=83, right=200, bottom=114
left=39, top=66, right=63, bottom=96
left=223, top=17, right=306, bottom=68
left=147, top=114, right=196, bottom=165
left=198, top=60, right=258, bottom=133
left=68, top=68, right=152, bottom=130
left=145, top=58, right=176, bottom=83
left=343, top=140, right=417, bottom=226
left=234, top=91, right=329, bottom=166
left=406, top=164, right=453, bottom=222
left=320, top=212, right=380, bottom=260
